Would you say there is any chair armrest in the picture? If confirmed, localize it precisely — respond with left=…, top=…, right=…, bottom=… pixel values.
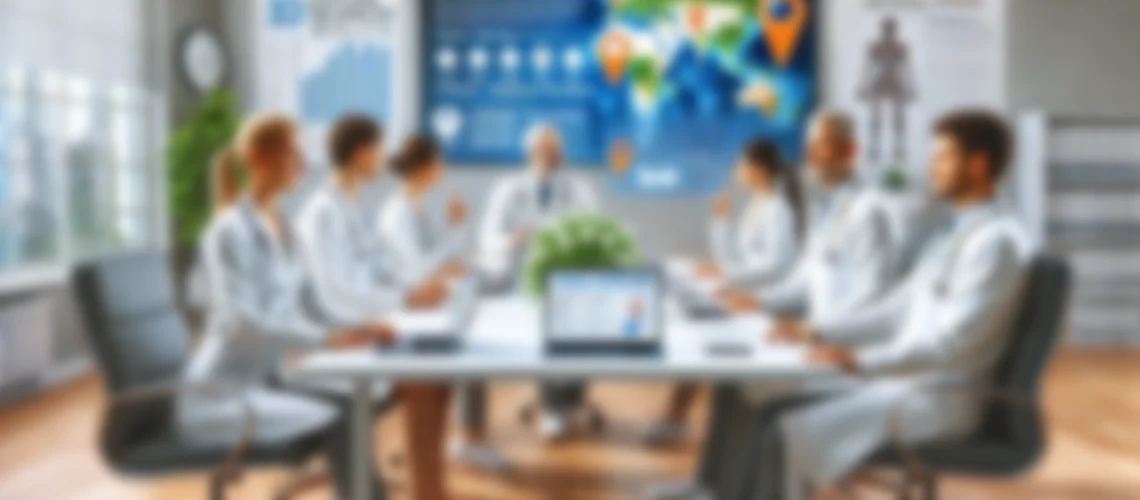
left=885, top=379, right=1033, bottom=477
left=110, top=381, right=257, bottom=482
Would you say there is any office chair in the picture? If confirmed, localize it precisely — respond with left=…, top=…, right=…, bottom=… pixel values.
left=72, top=250, right=332, bottom=500
left=868, top=254, right=1073, bottom=500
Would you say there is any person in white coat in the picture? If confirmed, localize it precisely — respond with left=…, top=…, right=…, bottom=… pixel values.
left=178, top=115, right=452, bottom=500
left=694, top=139, right=805, bottom=286
left=717, top=110, right=901, bottom=324
left=295, top=115, right=449, bottom=323
left=377, top=136, right=469, bottom=289
left=699, top=110, right=1029, bottom=500
left=756, top=109, right=1032, bottom=499
left=478, top=123, right=598, bottom=285
left=478, top=123, right=599, bottom=440
left=651, top=110, right=901, bottom=500
left=648, top=138, right=807, bottom=446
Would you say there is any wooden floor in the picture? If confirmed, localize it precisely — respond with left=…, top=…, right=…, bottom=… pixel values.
left=2, top=350, right=1139, bottom=500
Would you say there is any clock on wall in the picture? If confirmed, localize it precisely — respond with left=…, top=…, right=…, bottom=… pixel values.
left=177, top=25, right=228, bottom=94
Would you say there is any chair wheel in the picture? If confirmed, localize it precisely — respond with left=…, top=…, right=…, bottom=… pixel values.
left=518, top=404, right=537, bottom=425
left=587, top=412, right=606, bottom=433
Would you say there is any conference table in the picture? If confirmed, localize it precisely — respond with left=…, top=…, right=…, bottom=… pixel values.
left=287, top=288, right=840, bottom=500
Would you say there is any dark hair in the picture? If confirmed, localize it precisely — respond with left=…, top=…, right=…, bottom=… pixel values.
left=391, top=135, right=441, bottom=178
left=934, top=109, right=1014, bottom=180
left=743, top=138, right=806, bottom=241
left=328, top=114, right=383, bottom=168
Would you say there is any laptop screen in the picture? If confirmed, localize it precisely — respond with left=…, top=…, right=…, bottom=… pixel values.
left=546, top=269, right=662, bottom=342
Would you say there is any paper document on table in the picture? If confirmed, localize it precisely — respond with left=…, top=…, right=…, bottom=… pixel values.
left=664, top=257, right=696, bottom=279
left=391, top=309, right=454, bottom=334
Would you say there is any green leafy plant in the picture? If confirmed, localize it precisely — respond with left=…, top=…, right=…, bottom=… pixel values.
left=167, top=90, right=242, bottom=245
left=523, top=213, right=642, bottom=297
left=882, top=164, right=909, bottom=191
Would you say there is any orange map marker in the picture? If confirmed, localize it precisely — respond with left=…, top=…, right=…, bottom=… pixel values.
left=599, top=30, right=633, bottom=85
left=760, top=0, right=808, bottom=67
left=609, top=139, right=635, bottom=176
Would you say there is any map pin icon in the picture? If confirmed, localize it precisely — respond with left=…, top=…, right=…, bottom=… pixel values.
left=760, top=0, right=808, bottom=67
left=599, top=30, right=633, bottom=85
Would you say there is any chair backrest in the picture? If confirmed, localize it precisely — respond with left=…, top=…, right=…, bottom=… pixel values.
left=71, top=250, right=191, bottom=393
left=72, top=251, right=193, bottom=464
left=986, top=254, right=1072, bottom=443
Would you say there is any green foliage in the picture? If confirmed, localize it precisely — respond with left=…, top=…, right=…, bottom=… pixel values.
left=614, top=0, right=754, bottom=18
left=167, top=90, right=241, bottom=245
left=882, top=165, right=909, bottom=191
left=629, top=55, right=663, bottom=93
left=709, top=21, right=747, bottom=53
left=523, top=213, right=642, bottom=297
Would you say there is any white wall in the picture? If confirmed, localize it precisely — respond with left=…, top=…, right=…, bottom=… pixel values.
left=1009, top=0, right=1140, bottom=116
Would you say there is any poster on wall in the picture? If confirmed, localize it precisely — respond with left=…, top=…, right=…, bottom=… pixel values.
left=421, top=0, right=819, bottom=197
left=827, top=0, right=1007, bottom=185
left=258, top=0, right=398, bottom=165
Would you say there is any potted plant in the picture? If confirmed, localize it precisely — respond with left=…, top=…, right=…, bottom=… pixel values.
left=523, top=213, right=642, bottom=298
left=882, top=163, right=909, bottom=192
left=167, top=89, right=242, bottom=246
left=165, top=90, right=241, bottom=326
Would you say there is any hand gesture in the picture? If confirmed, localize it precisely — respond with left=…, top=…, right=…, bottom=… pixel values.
left=712, top=191, right=732, bottom=220
left=716, top=287, right=762, bottom=314
left=512, top=226, right=535, bottom=247
left=406, top=279, right=450, bottom=309
left=692, top=259, right=722, bottom=279
left=326, top=330, right=373, bottom=350
left=448, top=194, right=468, bottom=227
left=767, top=318, right=817, bottom=345
left=807, top=345, right=859, bottom=373
left=361, top=321, right=398, bottom=347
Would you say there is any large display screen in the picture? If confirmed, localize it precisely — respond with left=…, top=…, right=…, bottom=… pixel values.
left=422, top=0, right=818, bottom=195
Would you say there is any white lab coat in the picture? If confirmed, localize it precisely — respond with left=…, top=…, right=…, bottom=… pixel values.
left=753, top=201, right=1032, bottom=499
left=296, top=182, right=403, bottom=324
left=758, top=178, right=901, bottom=322
left=709, top=192, right=800, bottom=286
left=176, top=200, right=342, bottom=446
left=478, top=170, right=598, bottom=282
left=376, top=190, right=468, bottom=287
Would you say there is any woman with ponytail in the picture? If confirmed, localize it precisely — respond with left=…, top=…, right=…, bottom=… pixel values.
left=696, top=137, right=806, bottom=286
left=647, top=138, right=807, bottom=449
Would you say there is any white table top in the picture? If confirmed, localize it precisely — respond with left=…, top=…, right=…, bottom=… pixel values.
left=288, top=295, right=838, bottom=383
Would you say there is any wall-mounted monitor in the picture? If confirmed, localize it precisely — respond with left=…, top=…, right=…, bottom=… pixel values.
left=421, top=0, right=818, bottom=196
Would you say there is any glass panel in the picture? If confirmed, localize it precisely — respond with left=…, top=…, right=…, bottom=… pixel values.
left=0, top=67, right=64, bottom=268
left=110, top=85, right=151, bottom=250
left=64, top=77, right=121, bottom=255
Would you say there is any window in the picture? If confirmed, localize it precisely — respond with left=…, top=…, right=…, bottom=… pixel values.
left=0, top=65, right=160, bottom=273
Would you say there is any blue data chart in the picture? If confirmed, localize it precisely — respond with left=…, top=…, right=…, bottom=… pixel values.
left=422, top=0, right=818, bottom=196
left=301, top=45, right=392, bottom=123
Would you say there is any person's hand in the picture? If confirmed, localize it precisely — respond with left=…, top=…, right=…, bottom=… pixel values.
left=712, top=191, right=732, bottom=220
left=406, top=279, right=450, bottom=309
left=326, top=330, right=372, bottom=350
left=716, top=287, right=762, bottom=314
left=767, top=318, right=818, bottom=345
left=440, top=260, right=467, bottom=279
left=808, top=345, right=859, bottom=374
left=360, top=321, right=398, bottom=347
left=448, top=195, right=468, bottom=227
left=512, top=226, right=535, bottom=247
left=692, top=259, right=722, bottom=279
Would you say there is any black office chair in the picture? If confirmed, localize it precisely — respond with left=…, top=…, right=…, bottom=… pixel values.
left=72, top=250, right=332, bottom=500
left=866, top=254, right=1073, bottom=500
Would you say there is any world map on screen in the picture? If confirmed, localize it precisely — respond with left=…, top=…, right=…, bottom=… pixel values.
left=422, top=0, right=817, bottom=195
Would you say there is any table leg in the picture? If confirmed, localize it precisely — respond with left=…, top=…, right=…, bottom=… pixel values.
left=352, top=378, right=372, bottom=500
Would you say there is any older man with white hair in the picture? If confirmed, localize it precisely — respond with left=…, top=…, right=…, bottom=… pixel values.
left=477, top=123, right=599, bottom=439
left=478, top=123, right=599, bottom=283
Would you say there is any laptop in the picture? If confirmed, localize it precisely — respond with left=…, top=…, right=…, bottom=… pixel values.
left=544, top=267, right=664, bottom=357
